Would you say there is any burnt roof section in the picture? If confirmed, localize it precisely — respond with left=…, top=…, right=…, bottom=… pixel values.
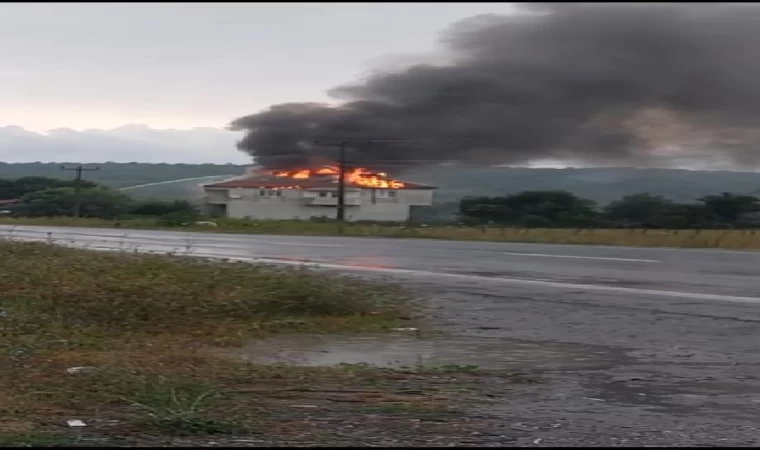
left=203, top=175, right=436, bottom=190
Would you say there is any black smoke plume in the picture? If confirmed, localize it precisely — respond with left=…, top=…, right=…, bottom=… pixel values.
left=230, top=3, right=760, bottom=171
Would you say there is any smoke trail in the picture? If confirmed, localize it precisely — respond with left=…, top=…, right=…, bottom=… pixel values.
left=231, top=3, right=760, bottom=170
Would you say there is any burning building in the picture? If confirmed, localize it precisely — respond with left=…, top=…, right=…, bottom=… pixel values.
left=202, top=165, right=436, bottom=222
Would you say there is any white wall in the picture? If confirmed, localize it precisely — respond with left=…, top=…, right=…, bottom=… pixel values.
left=204, top=186, right=434, bottom=222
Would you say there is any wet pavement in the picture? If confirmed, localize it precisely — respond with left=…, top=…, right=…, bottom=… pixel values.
left=217, top=332, right=632, bottom=371
left=3, top=225, right=760, bottom=445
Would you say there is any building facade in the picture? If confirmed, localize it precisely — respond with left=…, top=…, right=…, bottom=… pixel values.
left=202, top=178, right=436, bottom=222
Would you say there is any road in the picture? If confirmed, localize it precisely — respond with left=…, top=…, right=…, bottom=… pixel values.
left=2, top=224, right=758, bottom=300
left=3, top=224, right=760, bottom=446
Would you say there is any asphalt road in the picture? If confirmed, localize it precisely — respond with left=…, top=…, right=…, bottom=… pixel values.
left=1, top=224, right=758, bottom=300
left=4, top=224, right=760, bottom=445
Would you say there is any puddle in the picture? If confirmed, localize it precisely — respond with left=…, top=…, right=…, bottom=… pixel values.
left=215, top=332, right=630, bottom=370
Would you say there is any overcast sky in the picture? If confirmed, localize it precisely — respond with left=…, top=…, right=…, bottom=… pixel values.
left=1, top=2, right=518, bottom=133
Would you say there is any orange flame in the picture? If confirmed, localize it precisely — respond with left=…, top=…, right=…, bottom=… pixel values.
left=265, top=165, right=405, bottom=189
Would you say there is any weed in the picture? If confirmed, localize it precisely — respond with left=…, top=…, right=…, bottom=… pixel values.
left=143, top=416, right=244, bottom=436
left=0, top=216, right=758, bottom=250
left=0, top=240, right=427, bottom=444
left=0, top=241, right=411, bottom=339
left=123, top=383, right=244, bottom=436
left=0, top=431, right=75, bottom=447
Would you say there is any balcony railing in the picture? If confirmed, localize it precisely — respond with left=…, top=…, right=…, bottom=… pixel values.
left=304, top=196, right=361, bottom=206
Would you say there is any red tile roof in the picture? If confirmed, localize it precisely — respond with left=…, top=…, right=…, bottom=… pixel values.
left=203, top=176, right=436, bottom=190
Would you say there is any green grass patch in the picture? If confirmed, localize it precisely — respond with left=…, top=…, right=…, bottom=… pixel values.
left=0, top=216, right=759, bottom=250
left=0, top=240, right=536, bottom=446
left=0, top=431, right=76, bottom=447
left=0, top=241, right=410, bottom=343
left=0, top=240, right=428, bottom=445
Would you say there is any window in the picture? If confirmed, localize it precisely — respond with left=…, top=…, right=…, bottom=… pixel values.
left=331, top=192, right=338, bottom=198
left=259, top=190, right=266, bottom=196
left=318, top=192, right=327, bottom=197
left=377, top=190, right=398, bottom=198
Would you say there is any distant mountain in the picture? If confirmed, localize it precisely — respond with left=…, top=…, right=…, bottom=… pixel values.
left=399, top=166, right=760, bottom=204
left=0, top=125, right=248, bottom=164
left=0, top=160, right=757, bottom=207
left=0, top=162, right=249, bottom=192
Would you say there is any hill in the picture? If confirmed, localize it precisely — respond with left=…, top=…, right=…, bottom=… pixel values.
left=0, top=162, right=247, bottom=189
left=0, top=125, right=246, bottom=164
left=398, top=166, right=760, bottom=204
left=0, top=163, right=758, bottom=207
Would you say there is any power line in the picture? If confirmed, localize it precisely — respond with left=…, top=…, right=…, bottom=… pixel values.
left=60, top=165, right=100, bottom=218
left=312, top=139, right=425, bottom=222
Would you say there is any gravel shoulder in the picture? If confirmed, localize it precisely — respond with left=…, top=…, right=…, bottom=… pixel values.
left=192, top=274, right=760, bottom=447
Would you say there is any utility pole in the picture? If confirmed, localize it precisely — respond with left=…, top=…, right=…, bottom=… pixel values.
left=313, top=140, right=351, bottom=221
left=336, top=141, right=348, bottom=221
left=60, top=165, right=100, bottom=218
left=313, top=139, right=423, bottom=222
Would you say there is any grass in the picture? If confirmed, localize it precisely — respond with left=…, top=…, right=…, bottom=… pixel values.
left=0, top=216, right=758, bottom=250
left=0, top=240, right=470, bottom=446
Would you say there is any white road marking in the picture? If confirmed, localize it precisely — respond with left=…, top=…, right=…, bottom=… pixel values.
left=182, top=253, right=759, bottom=305
left=501, top=252, right=659, bottom=263
left=253, top=241, right=342, bottom=248
left=0, top=231, right=342, bottom=248
left=7, top=232, right=759, bottom=305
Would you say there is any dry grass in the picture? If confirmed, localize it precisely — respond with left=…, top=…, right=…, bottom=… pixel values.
left=0, top=241, right=469, bottom=446
left=411, top=226, right=760, bottom=250
left=1, top=216, right=759, bottom=250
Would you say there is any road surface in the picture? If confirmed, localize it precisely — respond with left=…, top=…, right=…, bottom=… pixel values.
left=1, top=224, right=758, bottom=300
left=3, top=224, right=760, bottom=446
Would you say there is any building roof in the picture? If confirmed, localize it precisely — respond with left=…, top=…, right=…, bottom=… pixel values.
left=203, top=176, right=436, bottom=190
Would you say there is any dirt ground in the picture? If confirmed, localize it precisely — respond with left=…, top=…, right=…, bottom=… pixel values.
left=5, top=241, right=760, bottom=447
left=175, top=274, right=760, bottom=447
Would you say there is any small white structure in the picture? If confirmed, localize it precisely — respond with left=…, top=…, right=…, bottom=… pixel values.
left=202, top=175, right=436, bottom=222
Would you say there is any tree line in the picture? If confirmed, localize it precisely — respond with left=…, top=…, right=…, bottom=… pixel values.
left=459, top=191, right=760, bottom=229
left=1, top=176, right=199, bottom=224
left=3, top=176, right=760, bottom=229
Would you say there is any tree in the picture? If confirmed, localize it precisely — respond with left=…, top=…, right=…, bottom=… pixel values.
left=503, top=190, right=599, bottom=227
left=698, top=192, right=760, bottom=225
left=131, top=199, right=201, bottom=226
left=130, top=200, right=198, bottom=217
left=0, top=178, right=15, bottom=199
left=459, top=196, right=513, bottom=224
left=0, top=176, right=98, bottom=199
left=15, top=187, right=134, bottom=219
left=603, top=193, right=689, bottom=228
left=459, top=190, right=598, bottom=227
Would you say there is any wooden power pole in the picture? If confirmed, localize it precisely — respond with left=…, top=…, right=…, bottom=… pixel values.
left=313, top=139, right=423, bottom=222
left=313, top=140, right=350, bottom=221
left=60, top=165, right=100, bottom=218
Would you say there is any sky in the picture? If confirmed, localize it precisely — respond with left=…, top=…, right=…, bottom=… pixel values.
left=0, top=2, right=518, bottom=133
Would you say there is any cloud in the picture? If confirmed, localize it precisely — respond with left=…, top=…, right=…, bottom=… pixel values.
left=230, top=3, right=760, bottom=171
left=0, top=125, right=247, bottom=164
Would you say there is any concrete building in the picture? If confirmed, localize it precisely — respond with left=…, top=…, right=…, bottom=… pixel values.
left=202, top=174, right=436, bottom=222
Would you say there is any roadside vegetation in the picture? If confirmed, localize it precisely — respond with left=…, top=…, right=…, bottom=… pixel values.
left=3, top=162, right=760, bottom=206
left=0, top=216, right=758, bottom=250
left=0, top=175, right=759, bottom=250
left=0, top=240, right=502, bottom=446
